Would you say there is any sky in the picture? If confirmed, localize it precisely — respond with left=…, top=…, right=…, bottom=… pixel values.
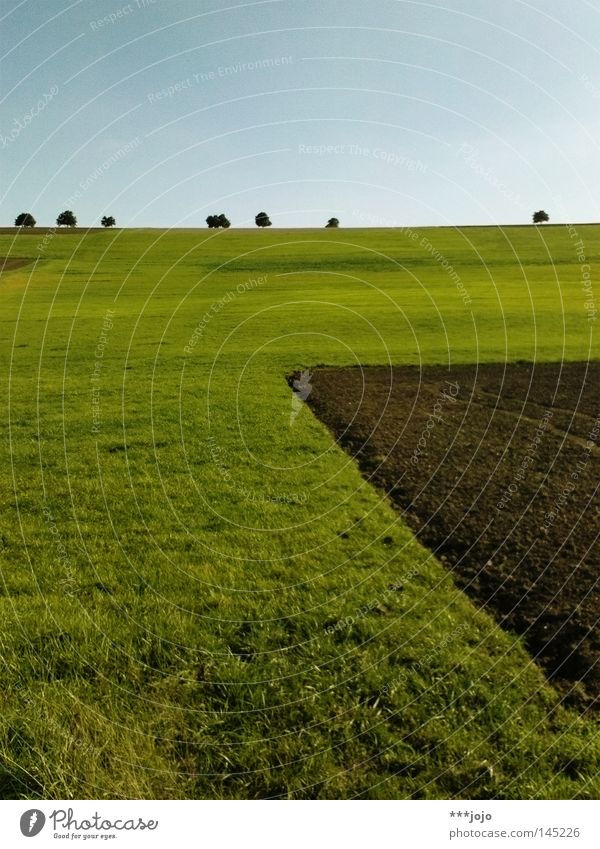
left=1, top=0, right=600, bottom=228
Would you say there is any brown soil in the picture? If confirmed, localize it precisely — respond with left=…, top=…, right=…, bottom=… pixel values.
left=0, top=257, right=34, bottom=273
left=300, top=362, right=600, bottom=710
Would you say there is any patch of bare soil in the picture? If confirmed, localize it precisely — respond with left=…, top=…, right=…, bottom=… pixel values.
left=0, top=257, right=34, bottom=273
left=299, top=362, right=599, bottom=710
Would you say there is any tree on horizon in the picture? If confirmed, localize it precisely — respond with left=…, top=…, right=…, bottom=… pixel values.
left=206, top=214, right=231, bottom=228
left=532, top=210, right=549, bottom=224
left=255, top=211, right=272, bottom=228
left=15, top=212, right=36, bottom=227
left=101, top=215, right=116, bottom=228
left=325, top=217, right=340, bottom=228
left=56, top=210, right=77, bottom=227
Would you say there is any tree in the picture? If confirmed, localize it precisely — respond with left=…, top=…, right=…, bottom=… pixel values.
left=101, top=215, right=116, bottom=228
left=325, top=217, right=339, bottom=228
left=532, top=210, right=549, bottom=224
left=255, top=211, right=272, bottom=228
left=14, top=212, right=36, bottom=227
left=56, top=210, right=77, bottom=227
left=206, top=213, right=231, bottom=229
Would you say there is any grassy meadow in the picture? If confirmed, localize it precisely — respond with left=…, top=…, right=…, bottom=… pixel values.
left=0, top=224, right=598, bottom=799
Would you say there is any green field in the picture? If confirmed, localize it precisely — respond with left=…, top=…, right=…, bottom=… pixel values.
left=0, top=225, right=598, bottom=799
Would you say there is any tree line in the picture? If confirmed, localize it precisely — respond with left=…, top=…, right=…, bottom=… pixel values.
left=14, top=211, right=115, bottom=228
left=12, top=211, right=552, bottom=228
left=13, top=211, right=342, bottom=229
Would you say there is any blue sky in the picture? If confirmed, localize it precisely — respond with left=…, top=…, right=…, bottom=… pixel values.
left=2, top=0, right=600, bottom=228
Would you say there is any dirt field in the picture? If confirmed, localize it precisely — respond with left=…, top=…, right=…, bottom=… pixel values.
left=302, top=362, right=599, bottom=710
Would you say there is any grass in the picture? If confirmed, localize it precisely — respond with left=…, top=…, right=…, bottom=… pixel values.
left=0, top=224, right=598, bottom=799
